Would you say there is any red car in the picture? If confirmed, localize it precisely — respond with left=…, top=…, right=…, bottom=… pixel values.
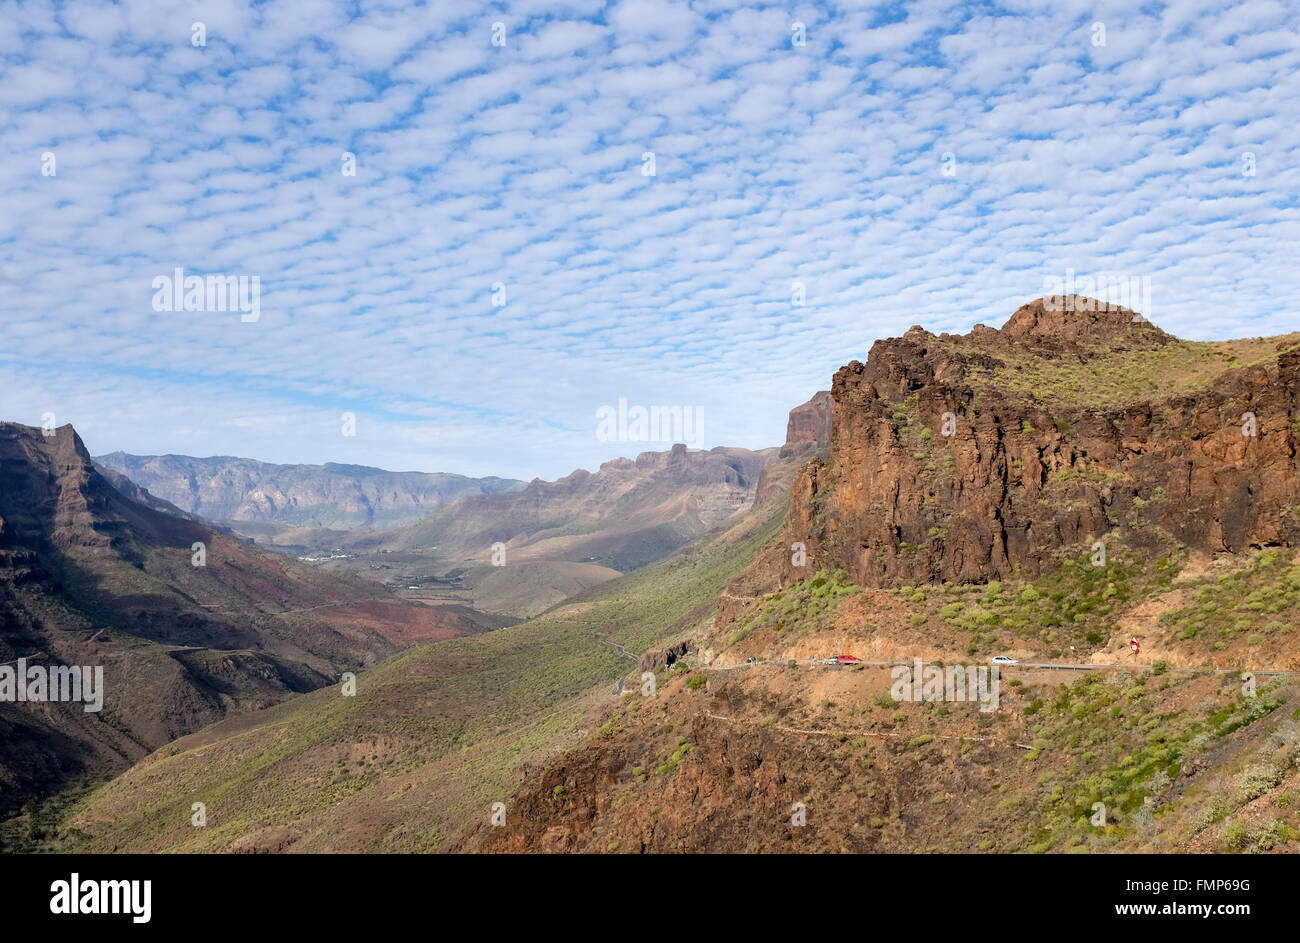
left=835, top=654, right=862, bottom=664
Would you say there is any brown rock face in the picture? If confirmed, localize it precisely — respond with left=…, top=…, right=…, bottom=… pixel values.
left=779, top=390, right=833, bottom=458
left=752, top=391, right=833, bottom=509
left=723, top=298, right=1300, bottom=622
left=637, top=639, right=693, bottom=672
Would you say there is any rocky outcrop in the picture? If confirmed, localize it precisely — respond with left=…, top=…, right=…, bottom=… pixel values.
left=638, top=639, right=693, bottom=672
left=754, top=392, right=833, bottom=507
left=719, top=298, right=1300, bottom=627
left=779, top=390, right=833, bottom=458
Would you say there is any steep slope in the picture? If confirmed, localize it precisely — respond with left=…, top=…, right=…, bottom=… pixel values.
left=94, top=452, right=525, bottom=537
left=93, top=464, right=211, bottom=523
left=0, top=422, right=501, bottom=818
left=453, top=298, right=1300, bottom=854
left=327, top=442, right=782, bottom=618
left=48, top=398, right=827, bottom=852
left=53, top=482, right=786, bottom=852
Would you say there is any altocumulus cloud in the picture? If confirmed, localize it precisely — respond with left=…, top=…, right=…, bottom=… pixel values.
left=1, top=0, right=1298, bottom=479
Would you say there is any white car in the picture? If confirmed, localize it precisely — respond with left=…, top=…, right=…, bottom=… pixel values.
left=990, top=655, right=1018, bottom=667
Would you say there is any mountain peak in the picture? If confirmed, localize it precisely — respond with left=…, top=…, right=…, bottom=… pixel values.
left=726, top=298, right=1300, bottom=607
left=1001, top=295, right=1169, bottom=346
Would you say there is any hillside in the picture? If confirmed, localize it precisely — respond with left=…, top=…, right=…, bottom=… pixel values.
left=0, top=422, right=503, bottom=821
left=46, top=395, right=828, bottom=852
left=455, top=298, right=1300, bottom=854
left=327, top=441, right=790, bottom=618
left=48, top=299, right=1300, bottom=855
left=93, top=452, right=525, bottom=540
left=360, top=443, right=777, bottom=566
left=52, top=478, right=788, bottom=852
left=460, top=609, right=1300, bottom=853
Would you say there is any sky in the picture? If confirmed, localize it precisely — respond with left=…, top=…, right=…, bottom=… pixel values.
left=1, top=0, right=1298, bottom=481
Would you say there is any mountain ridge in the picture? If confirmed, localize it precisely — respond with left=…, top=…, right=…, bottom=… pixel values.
left=717, top=297, right=1300, bottom=633
left=0, top=422, right=503, bottom=817
left=92, top=451, right=527, bottom=535
left=325, top=438, right=811, bottom=618
left=448, top=298, right=1300, bottom=855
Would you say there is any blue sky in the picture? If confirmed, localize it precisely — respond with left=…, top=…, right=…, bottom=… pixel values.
left=2, top=0, right=1298, bottom=480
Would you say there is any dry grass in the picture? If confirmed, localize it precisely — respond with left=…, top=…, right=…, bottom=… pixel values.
left=967, top=333, right=1300, bottom=411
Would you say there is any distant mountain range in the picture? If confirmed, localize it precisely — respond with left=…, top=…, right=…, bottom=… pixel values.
left=92, top=452, right=526, bottom=535
left=94, top=402, right=832, bottom=619
left=333, top=442, right=780, bottom=617
left=0, top=423, right=507, bottom=818
left=20, top=300, right=1300, bottom=856
left=0, top=395, right=831, bottom=826
left=329, top=396, right=831, bottom=616
left=356, top=444, right=778, bottom=565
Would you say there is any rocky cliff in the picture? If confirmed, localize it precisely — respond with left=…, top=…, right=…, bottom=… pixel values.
left=720, top=297, right=1300, bottom=628
left=753, top=391, right=832, bottom=506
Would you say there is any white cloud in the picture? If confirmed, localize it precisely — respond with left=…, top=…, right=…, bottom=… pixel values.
left=0, top=0, right=1297, bottom=481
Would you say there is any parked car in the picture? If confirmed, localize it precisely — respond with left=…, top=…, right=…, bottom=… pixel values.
left=991, top=655, right=1018, bottom=666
